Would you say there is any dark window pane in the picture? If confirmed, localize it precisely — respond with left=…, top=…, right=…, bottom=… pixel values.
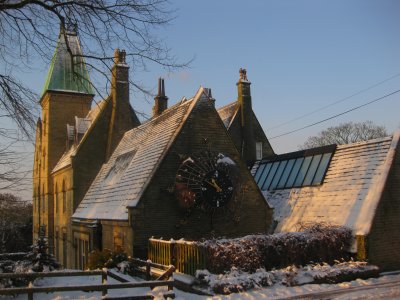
left=254, top=163, right=266, bottom=184
left=270, top=161, right=288, bottom=190
left=261, top=161, right=280, bottom=190
left=258, top=163, right=272, bottom=189
left=277, top=159, right=296, bottom=189
left=294, top=156, right=313, bottom=187
left=303, top=154, right=322, bottom=186
left=312, top=153, right=333, bottom=185
left=285, top=158, right=304, bottom=188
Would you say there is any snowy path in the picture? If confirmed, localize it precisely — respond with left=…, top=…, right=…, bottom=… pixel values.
left=1, top=272, right=400, bottom=299
left=173, top=273, right=400, bottom=300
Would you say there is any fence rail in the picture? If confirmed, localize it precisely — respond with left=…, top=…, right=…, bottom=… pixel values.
left=148, top=238, right=207, bottom=275
left=0, top=266, right=174, bottom=300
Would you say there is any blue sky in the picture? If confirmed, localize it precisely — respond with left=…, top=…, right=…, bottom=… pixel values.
left=143, top=0, right=400, bottom=153
left=2, top=0, right=400, bottom=200
left=18, top=0, right=400, bottom=153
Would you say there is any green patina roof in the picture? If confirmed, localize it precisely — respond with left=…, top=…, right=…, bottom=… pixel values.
left=42, top=31, right=94, bottom=96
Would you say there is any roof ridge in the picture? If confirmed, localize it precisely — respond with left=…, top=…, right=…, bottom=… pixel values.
left=217, top=101, right=237, bottom=111
left=336, top=135, right=393, bottom=150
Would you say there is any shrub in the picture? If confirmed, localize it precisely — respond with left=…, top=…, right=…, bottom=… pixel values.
left=88, top=248, right=128, bottom=270
left=196, top=224, right=352, bottom=274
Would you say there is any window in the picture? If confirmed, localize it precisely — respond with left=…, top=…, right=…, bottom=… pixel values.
left=114, top=235, right=124, bottom=252
left=42, top=184, right=45, bottom=213
left=256, top=142, right=263, bottom=160
left=103, top=150, right=136, bottom=186
left=37, top=186, right=40, bottom=213
left=254, top=144, right=336, bottom=191
left=74, top=232, right=90, bottom=270
left=54, top=183, right=58, bottom=214
left=62, top=232, right=67, bottom=267
left=62, top=180, right=66, bottom=214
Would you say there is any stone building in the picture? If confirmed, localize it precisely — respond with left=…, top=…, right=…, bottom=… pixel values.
left=33, top=29, right=274, bottom=269
left=251, top=132, right=400, bottom=271
left=217, top=68, right=274, bottom=165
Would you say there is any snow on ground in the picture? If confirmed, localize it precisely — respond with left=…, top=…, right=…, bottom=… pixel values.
left=175, top=273, right=400, bottom=300
left=1, top=270, right=400, bottom=299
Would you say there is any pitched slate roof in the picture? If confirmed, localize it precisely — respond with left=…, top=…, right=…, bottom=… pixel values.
left=261, top=132, right=400, bottom=236
left=42, top=30, right=93, bottom=95
left=72, top=88, right=209, bottom=221
left=217, top=102, right=238, bottom=129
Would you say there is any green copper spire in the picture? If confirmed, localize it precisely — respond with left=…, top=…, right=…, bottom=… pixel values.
left=42, top=28, right=94, bottom=96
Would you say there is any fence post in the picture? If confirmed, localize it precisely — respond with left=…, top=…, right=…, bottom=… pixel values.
left=146, top=260, right=151, bottom=280
left=102, top=268, right=108, bottom=297
left=28, top=281, right=33, bottom=300
left=170, top=239, right=176, bottom=267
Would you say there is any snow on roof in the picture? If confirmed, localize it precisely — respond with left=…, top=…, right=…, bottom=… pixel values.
left=217, top=101, right=238, bottom=129
left=72, top=88, right=209, bottom=221
left=52, top=99, right=108, bottom=173
left=264, top=132, right=400, bottom=236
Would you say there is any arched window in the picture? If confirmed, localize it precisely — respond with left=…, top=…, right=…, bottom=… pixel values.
left=62, top=180, right=66, bottom=214
left=43, top=115, right=47, bottom=136
left=37, top=186, right=40, bottom=213
left=42, top=184, right=45, bottom=213
left=54, top=183, right=58, bottom=214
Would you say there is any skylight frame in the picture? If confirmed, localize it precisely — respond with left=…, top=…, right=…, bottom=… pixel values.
left=254, top=144, right=336, bottom=191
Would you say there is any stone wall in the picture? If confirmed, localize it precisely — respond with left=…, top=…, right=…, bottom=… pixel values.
left=367, top=140, right=400, bottom=271
left=129, top=98, right=272, bottom=257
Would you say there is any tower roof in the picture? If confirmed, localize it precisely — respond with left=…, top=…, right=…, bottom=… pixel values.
left=42, top=29, right=94, bottom=96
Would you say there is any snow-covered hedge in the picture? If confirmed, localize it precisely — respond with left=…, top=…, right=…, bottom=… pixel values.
left=196, top=224, right=352, bottom=274
left=195, top=261, right=379, bottom=295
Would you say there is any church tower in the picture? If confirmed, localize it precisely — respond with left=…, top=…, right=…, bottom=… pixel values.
left=32, top=25, right=94, bottom=251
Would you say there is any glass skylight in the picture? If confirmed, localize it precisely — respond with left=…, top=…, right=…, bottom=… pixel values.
left=253, top=145, right=336, bottom=191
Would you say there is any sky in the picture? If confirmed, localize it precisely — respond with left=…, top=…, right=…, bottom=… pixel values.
left=1, top=0, right=400, bottom=200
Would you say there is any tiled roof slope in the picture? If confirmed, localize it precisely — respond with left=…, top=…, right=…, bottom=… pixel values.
left=72, top=89, right=207, bottom=221
left=217, top=101, right=238, bottom=128
left=52, top=99, right=108, bottom=173
left=263, top=132, right=400, bottom=236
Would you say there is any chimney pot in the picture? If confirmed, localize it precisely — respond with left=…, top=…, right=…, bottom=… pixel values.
left=153, top=78, right=168, bottom=117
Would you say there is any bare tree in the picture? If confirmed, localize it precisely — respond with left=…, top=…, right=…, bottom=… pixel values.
left=0, top=193, right=32, bottom=253
left=0, top=1, right=189, bottom=190
left=300, top=121, right=388, bottom=149
left=0, top=0, right=189, bottom=138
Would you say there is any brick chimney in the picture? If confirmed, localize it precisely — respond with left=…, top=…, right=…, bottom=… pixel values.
left=152, top=78, right=168, bottom=117
left=105, top=49, right=137, bottom=160
left=237, top=68, right=256, bottom=165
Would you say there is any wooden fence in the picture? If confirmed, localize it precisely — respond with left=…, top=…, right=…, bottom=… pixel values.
left=148, top=238, right=207, bottom=276
left=0, top=263, right=175, bottom=300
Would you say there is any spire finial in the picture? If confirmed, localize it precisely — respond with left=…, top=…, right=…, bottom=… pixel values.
left=239, top=68, right=248, bottom=81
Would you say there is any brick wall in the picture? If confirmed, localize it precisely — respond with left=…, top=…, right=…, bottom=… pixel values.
left=367, top=140, right=400, bottom=271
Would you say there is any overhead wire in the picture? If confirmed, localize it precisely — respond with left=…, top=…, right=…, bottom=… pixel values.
left=267, top=72, right=400, bottom=131
left=269, top=89, right=400, bottom=140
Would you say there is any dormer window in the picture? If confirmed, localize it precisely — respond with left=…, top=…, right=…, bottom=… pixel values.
left=103, top=150, right=136, bottom=186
